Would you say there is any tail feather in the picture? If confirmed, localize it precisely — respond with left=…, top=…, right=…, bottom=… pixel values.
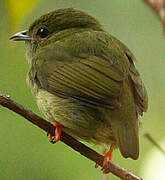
left=115, top=123, right=139, bottom=160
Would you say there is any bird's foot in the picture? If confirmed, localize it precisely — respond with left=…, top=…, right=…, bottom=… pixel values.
left=47, top=122, right=63, bottom=143
left=102, top=144, right=114, bottom=174
left=47, top=132, right=56, bottom=144
left=95, top=144, right=114, bottom=173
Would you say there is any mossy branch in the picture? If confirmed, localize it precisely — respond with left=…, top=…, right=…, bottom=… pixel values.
left=0, top=93, right=142, bottom=180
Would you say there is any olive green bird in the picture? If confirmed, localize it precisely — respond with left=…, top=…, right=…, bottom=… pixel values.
left=10, top=8, right=148, bottom=167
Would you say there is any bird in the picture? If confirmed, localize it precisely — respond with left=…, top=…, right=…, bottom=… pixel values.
left=10, top=8, right=148, bottom=172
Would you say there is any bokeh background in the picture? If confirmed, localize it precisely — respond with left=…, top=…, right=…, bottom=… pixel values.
left=1, top=0, right=165, bottom=179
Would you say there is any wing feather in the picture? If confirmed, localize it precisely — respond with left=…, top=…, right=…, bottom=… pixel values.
left=36, top=55, right=124, bottom=109
left=126, top=52, right=148, bottom=115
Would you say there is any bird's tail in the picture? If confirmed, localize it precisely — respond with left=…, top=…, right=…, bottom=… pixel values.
left=113, top=121, right=139, bottom=160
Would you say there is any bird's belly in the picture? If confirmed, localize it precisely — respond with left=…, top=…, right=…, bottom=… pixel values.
left=36, top=89, right=115, bottom=145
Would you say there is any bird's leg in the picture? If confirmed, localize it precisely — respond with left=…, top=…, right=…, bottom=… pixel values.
left=103, top=143, right=114, bottom=165
left=95, top=144, right=114, bottom=171
left=48, top=122, right=63, bottom=143
left=54, top=122, right=63, bottom=142
left=102, top=143, right=114, bottom=174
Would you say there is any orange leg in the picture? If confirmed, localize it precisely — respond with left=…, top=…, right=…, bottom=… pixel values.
left=54, top=122, right=63, bottom=142
left=48, top=122, right=63, bottom=143
left=103, top=143, right=114, bottom=166
left=95, top=143, right=114, bottom=171
left=102, top=143, right=114, bottom=174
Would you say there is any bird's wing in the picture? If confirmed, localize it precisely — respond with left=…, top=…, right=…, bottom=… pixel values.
left=125, top=51, right=148, bottom=115
left=30, top=31, right=148, bottom=114
left=32, top=51, right=125, bottom=109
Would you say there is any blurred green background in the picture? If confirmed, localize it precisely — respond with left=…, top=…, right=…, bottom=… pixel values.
left=1, top=0, right=165, bottom=179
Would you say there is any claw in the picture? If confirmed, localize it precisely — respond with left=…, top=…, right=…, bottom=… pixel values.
left=47, top=133, right=56, bottom=144
left=47, top=122, right=63, bottom=143
left=95, top=163, right=99, bottom=168
left=95, top=144, right=114, bottom=173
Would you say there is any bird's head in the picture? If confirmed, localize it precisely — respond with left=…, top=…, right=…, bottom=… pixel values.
left=10, top=8, right=102, bottom=43
left=10, top=8, right=103, bottom=62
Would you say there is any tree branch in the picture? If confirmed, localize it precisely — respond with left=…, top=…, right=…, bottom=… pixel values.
left=0, top=93, right=142, bottom=180
left=144, top=133, right=165, bottom=156
left=144, top=0, right=165, bottom=31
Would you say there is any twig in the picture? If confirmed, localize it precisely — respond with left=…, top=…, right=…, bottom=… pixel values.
left=0, top=93, right=142, bottom=180
left=144, top=133, right=165, bottom=155
left=144, top=0, right=165, bottom=31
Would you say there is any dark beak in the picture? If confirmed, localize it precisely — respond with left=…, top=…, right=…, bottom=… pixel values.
left=10, top=30, right=32, bottom=41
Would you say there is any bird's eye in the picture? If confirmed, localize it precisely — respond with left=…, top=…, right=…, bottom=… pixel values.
left=36, top=28, right=49, bottom=38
